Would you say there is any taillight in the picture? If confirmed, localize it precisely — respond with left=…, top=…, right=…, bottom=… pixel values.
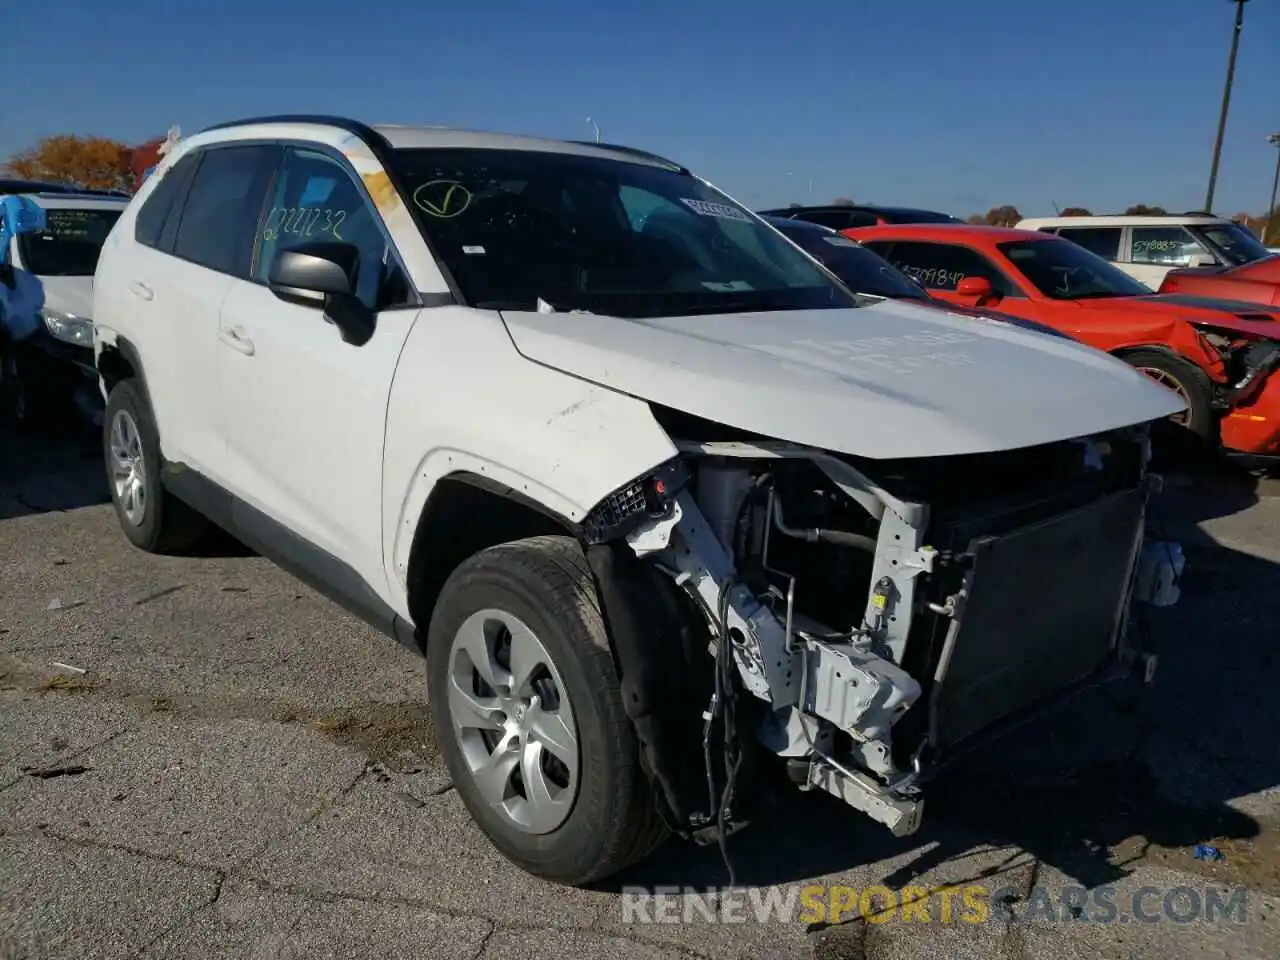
left=1162, top=277, right=1180, bottom=293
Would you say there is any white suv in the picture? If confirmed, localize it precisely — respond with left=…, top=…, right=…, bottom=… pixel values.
left=92, top=115, right=1185, bottom=884
left=1016, top=214, right=1275, bottom=289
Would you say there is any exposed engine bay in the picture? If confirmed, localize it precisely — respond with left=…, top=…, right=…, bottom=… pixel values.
left=1198, top=327, right=1280, bottom=408
left=583, top=417, right=1184, bottom=849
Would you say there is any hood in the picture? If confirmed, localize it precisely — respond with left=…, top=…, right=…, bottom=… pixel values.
left=1092, top=294, right=1280, bottom=336
left=39, top=275, right=94, bottom=319
left=500, top=299, right=1185, bottom=460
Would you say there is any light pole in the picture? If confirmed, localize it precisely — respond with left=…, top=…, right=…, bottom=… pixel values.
left=1204, top=0, right=1251, bottom=213
left=1266, top=132, right=1280, bottom=246
left=585, top=117, right=600, bottom=144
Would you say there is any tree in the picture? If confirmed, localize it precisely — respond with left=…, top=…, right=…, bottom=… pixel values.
left=1124, top=204, right=1167, bottom=216
left=7, top=135, right=133, bottom=190
left=1061, top=207, right=1092, bottom=216
left=965, top=214, right=987, bottom=225
left=832, top=197, right=855, bottom=206
left=984, top=205, right=1022, bottom=227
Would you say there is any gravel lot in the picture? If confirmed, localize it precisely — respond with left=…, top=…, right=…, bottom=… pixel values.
left=1, top=416, right=1278, bottom=959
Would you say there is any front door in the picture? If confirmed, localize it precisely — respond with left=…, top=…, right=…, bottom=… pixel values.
left=215, top=145, right=420, bottom=595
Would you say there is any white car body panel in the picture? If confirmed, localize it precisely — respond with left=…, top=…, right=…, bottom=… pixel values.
left=499, top=298, right=1185, bottom=461
left=215, top=282, right=420, bottom=599
left=39, top=275, right=94, bottom=319
left=97, top=220, right=232, bottom=478
left=381, top=305, right=678, bottom=616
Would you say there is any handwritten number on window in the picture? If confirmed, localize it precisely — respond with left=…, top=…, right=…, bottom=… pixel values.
left=264, top=206, right=348, bottom=242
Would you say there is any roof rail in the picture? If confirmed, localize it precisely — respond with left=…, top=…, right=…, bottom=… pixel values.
left=566, top=140, right=688, bottom=173
left=198, top=114, right=393, bottom=157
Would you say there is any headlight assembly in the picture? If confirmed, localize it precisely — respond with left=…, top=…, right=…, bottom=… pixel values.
left=42, top=309, right=94, bottom=348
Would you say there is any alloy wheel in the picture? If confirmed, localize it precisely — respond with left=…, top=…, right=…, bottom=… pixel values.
left=446, top=608, right=580, bottom=835
left=109, top=409, right=147, bottom=525
left=1135, top=367, right=1192, bottom=426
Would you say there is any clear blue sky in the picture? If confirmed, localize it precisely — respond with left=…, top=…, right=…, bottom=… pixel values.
left=7, top=0, right=1279, bottom=218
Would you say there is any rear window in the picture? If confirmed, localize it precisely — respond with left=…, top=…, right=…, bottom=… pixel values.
left=17, top=207, right=122, bottom=276
left=1053, top=226, right=1122, bottom=260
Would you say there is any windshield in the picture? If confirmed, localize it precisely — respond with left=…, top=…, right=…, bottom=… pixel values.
left=1190, top=222, right=1271, bottom=267
left=998, top=238, right=1153, bottom=300
left=390, top=148, right=857, bottom=317
left=772, top=223, right=929, bottom=300
left=16, top=207, right=122, bottom=276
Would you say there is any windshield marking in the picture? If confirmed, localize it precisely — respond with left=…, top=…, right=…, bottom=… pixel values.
left=414, top=181, right=472, bottom=218
left=680, top=198, right=751, bottom=221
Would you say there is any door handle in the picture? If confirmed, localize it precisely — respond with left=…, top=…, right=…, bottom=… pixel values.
left=130, top=281, right=154, bottom=301
left=218, top=326, right=255, bottom=356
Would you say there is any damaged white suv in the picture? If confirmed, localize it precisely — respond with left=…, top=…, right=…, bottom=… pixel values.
left=92, top=116, right=1186, bottom=884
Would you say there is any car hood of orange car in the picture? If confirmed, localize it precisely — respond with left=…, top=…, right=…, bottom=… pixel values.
left=1077, top=294, right=1280, bottom=337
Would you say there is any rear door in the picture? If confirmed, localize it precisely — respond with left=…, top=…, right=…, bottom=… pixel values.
left=132, top=144, right=279, bottom=482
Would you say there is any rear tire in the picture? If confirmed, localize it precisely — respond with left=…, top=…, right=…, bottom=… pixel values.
left=426, top=535, right=667, bottom=884
left=103, top=379, right=208, bottom=553
left=1121, top=348, right=1217, bottom=446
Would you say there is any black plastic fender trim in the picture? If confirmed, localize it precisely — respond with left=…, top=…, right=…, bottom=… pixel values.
left=585, top=540, right=719, bottom=836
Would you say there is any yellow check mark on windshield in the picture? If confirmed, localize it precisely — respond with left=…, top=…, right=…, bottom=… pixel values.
left=415, top=181, right=471, bottom=218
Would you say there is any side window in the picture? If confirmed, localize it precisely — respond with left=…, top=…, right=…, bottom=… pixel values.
left=133, top=154, right=199, bottom=250
left=1129, top=226, right=1204, bottom=266
left=1055, top=227, right=1122, bottom=260
left=254, top=148, right=412, bottom=311
left=172, top=146, right=275, bottom=276
left=845, top=211, right=880, bottom=228
left=867, top=241, right=1018, bottom=295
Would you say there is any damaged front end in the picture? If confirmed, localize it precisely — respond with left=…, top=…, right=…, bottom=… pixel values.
left=582, top=416, right=1184, bottom=845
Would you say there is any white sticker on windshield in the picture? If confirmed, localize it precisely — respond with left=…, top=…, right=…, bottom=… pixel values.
left=701, top=280, right=754, bottom=292
left=462, top=245, right=486, bottom=255
left=681, top=198, right=751, bottom=222
left=822, top=236, right=860, bottom=248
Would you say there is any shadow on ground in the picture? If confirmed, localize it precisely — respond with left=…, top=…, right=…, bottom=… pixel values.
left=0, top=415, right=253, bottom=556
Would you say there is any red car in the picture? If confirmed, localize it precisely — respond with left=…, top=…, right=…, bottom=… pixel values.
left=844, top=223, right=1280, bottom=455
left=1159, top=254, right=1280, bottom=307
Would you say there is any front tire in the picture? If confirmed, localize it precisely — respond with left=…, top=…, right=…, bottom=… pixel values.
left=426, top=535, right=667, bottom=884
left=1123, top=347, right=1216, bottom=445
left=103, top=379, right=208, bottom=553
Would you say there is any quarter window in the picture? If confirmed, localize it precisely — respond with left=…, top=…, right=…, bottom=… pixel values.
left=133, top=153, right=199, bottom=250
left=1128, top=227, right=1205, bottom=266
left=254, top=148, right=412, bottom=311
left=172, top=146, right=275, bottom=276
left=860, top=240, right=1019, bottom=296
left=1054, top=227, right=1122, bottom=261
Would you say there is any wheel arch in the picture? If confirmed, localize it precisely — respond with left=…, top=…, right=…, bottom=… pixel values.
left=403, top=472, right=580, bottom=652
left=96, top=333, right=152, bottom=409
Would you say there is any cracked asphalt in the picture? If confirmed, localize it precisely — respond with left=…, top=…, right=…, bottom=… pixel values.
left=1, top=416, right=1278, bottom=959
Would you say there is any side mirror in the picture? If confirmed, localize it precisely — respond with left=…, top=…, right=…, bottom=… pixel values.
left=267, top=241, right=373, bottom=346
left=268, top=242, right=358, bottom=302
left=956, top=275, right=994, bottom=302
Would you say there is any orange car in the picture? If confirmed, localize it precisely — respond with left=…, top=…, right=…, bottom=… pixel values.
left=845, top=223, right=1280, bottom=455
